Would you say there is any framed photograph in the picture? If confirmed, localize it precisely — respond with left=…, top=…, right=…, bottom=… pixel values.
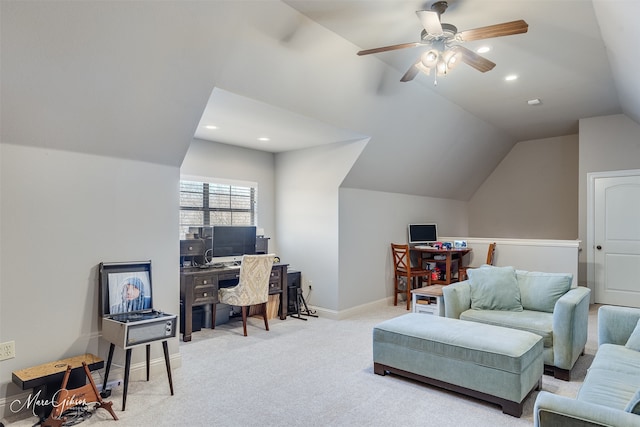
left=454, top=240, right=468, bottom=249
left=99, top=261, right=153, bottom=316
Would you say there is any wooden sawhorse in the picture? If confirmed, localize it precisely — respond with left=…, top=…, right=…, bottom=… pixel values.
left=11, top=354, right=105, bottom=422
left=42, top=362, right=118, bottom=427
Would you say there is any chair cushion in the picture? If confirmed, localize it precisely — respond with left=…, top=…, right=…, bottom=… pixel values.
left=460, top=309, right=554, bottom=347
left=468, top=265, right=523, bottom=312
left=626, top=319, right=640, bottom=351
left=516, top=270, right=572, bottom=313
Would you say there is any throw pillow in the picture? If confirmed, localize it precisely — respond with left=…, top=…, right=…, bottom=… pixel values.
left=516, top=271, right=572, bottom=313
left=468, top=265, right=523, bottom=311
left=624, top=388, right=640, bottom=415
left=625, top=319, right=640, bottom=352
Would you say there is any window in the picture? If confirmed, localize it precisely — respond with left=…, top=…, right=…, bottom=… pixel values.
left=179, top=177, right=257, bottom=237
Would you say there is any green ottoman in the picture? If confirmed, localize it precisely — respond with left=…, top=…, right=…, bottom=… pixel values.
left=373, top=313, right=543, bottom=417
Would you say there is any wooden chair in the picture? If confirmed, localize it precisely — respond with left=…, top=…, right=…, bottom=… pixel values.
left=217, top=254, right=275, bottom=336
left=458, top=242, right=497, bottom=281
left=391, top=244, right=431, bottom=310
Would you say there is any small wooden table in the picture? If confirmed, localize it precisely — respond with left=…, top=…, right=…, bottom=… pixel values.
left=411, top=247, right=472, bottom=285
left=411, top=285, right=445, bottom=316
left=12, top=354, right=104, bottom=420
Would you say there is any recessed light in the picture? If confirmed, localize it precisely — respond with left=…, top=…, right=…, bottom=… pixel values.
left=476, top=46, right=491, bottom=54
left=527, top=98, right=542, bottom=106
left=505, top=74, right=518, bottom=81
left=204, top=125, right=218, bottom=130
left=257, top=137, right=270, bottom=142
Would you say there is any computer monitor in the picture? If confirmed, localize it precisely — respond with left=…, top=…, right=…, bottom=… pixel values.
left=211, top=226, right=257, bottom=259
left=408, top=223, right=438, bottom=245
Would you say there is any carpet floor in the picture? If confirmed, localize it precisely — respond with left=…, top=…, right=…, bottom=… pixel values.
left=5, top=303, right=599, bottom=426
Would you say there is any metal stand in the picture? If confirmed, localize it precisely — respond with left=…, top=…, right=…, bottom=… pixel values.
left=289, top=288, right=318, bottom=320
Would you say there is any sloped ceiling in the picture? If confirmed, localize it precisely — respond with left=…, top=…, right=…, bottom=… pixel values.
left=1, top=1, right=638, bottom=201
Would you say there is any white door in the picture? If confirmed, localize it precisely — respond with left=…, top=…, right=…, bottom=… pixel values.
left=594, top=174, right=640, bottom=306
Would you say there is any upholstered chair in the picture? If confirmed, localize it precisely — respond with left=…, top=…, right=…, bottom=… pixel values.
left=218, top=254, right=275, bottom=336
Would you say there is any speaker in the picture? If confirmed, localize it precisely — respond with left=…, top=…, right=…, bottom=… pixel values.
left=287, top=271, right=301, bottom=315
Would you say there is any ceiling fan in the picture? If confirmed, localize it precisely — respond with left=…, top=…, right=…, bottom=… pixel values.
left=357, top=1, right=528, bottom=83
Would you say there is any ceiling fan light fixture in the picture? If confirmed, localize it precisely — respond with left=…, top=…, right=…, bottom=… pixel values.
left=443, top=49, right=461, bottom=70
left=415, top=61, right=432, bottom=75
left=436, top=58, right=448, bottom=76
left=421, top=49, right=439, bottom=68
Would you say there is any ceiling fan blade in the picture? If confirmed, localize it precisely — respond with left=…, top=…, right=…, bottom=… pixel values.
left=357, top=42, right=422, bottom=56
left=416, top=10, right=443, bottom=37
left=453, top=46, right=496, bottom=72
left=400, top=63, right=421, bottom=82
left=457, top=20, right=528, bottom=42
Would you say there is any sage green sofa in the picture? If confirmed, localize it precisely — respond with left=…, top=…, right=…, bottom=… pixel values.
left=534, top=305, right=640, bottom=426
left=442, top=265, right=590, bottom=380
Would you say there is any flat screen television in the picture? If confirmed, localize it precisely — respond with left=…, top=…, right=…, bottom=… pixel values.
left=211, top=226, right=257, bottom=259
left=408, top=223, right=438, bottom=245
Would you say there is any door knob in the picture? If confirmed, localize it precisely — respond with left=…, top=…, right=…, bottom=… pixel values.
left=596, top=245, right=602, bottom=250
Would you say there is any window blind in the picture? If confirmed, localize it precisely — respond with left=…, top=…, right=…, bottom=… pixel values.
left=179, top=179, right=257, bottom=236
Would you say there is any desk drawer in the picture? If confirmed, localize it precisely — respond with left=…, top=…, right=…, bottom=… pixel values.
left=194, top=275, right=216, bottom=287
left=218, top=271, right=240, bottom=289
left=269, top=269, right=282, bottom=292
left=193, top=285, right=217, bottom=304
left=269, top=281, right=281, bottom=293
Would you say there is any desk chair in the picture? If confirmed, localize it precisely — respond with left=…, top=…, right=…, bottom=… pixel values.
left=458, top=242, right=497, bottom=281
left=218, top=254, right=275, bottom=336
left=391, top=244, right=431, bottom=310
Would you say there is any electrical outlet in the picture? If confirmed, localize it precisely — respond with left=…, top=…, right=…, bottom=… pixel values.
left=308, top=281, right=313, bottom=291
left=0, top=341, right=15, bottom=361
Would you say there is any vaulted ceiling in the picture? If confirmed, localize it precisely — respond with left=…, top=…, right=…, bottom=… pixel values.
left=2, top=1, right=639, bottom=200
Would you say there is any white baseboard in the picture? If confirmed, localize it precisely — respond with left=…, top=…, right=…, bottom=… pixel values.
left=310, top=296, right=395, bottom=320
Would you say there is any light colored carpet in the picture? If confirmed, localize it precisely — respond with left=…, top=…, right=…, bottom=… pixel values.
left=5, top=303, right=599, bottom=426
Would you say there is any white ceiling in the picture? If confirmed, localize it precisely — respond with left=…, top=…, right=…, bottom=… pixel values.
left=194, top=0, right=639, bottom=151
left=194, top=88, right=366, bottom=152
left=3, top=1, right=639, bottom=199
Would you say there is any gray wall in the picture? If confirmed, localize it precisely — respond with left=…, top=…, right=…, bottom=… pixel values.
left=468, top=134, right=579, bottom=239
left=274, top=139, right=368, bottom=312
left=0, top=144, right=180, bottom=407
left=338, top=188, right=468, bottom=314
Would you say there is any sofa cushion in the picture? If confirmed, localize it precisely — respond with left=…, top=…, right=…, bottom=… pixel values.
left=460, top=309, right=553, bottom=347
left=590, top=344, right=640, bottom=375
left=468, top=265, right=523, bottom=312
left=624, top=389, right=640, bottom=415
left=577, top=366, right=640, bottom=411
left=516, top=270, right=572, bottom=313
left=626, top=319, right=640, bottom=351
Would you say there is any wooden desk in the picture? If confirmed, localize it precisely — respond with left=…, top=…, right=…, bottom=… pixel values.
left=411, top=247, right=472, bottom=285
left=180, top=263, right=288, bottom=341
